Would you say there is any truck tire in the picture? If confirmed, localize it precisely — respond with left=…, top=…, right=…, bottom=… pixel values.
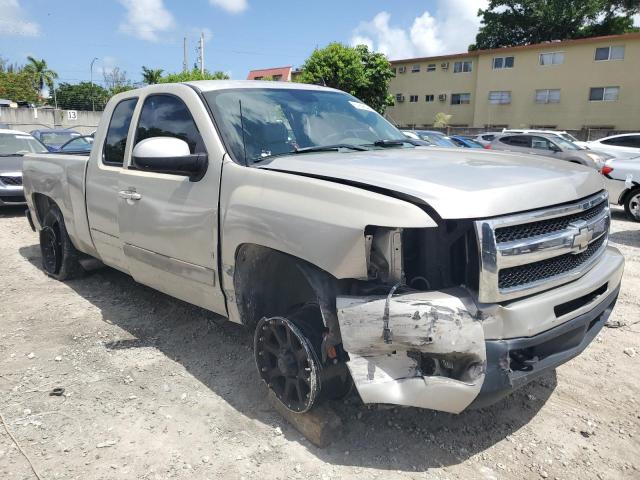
left=624, top=188, right=640, bottom=222
left=39, top=206, right=84, bottom=280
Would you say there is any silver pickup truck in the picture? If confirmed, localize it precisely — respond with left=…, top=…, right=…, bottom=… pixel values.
left=23, top=81, right=624, bottom=414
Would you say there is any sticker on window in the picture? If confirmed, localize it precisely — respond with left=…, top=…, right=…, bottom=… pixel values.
left=349, top=101, right=375, bottom=112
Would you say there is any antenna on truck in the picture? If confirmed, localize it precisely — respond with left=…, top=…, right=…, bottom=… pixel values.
left=239, top=99, right=248, bottom=166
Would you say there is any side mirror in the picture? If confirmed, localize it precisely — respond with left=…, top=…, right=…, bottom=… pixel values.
left=132, top=137, right=208, bottom=181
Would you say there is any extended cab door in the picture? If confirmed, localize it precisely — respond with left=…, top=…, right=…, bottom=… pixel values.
left=86, top=96, right=139, bottom=273
left=117, top=86, right=226, bottom=315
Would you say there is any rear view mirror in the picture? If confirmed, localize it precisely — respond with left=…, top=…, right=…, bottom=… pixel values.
left=132, top=137, right=208, bottom=181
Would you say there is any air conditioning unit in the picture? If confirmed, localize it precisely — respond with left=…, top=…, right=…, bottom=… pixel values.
left=438, top=94, right=447, bottom=102
left=398, top=66, right=407, bottom=73
left=441, top=62, right=449, bottom=70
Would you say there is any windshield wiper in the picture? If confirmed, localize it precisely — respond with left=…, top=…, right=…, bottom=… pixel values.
left=0, top=153, right=24, bottom=157
left=294, top=144, right=368, bottom=153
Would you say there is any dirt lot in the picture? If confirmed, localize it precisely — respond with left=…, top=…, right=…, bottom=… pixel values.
left=0, top=206, right=638, bottom=480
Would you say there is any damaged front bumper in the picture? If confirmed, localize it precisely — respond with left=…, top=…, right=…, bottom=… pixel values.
left=336, top=247, right=624, bottom=414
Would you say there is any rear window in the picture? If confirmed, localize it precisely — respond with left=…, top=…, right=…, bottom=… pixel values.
left=500, top=135, right=530, bottom=147
left=601, top=136, right=640, bottom=148
left=40, top=132, right=79, bottom=145
left=482, top=134, right=495, bottom=141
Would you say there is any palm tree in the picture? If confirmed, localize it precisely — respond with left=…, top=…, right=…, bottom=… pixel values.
left=141, top=66, right=164, bottom=85
left=24, top=56, right=58, bottom=93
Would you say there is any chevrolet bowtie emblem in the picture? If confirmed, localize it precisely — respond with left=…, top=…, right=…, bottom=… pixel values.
left=569, top=220, right=593, bottom=253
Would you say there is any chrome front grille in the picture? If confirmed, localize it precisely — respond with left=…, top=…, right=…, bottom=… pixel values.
left=475, top=191, right=610, bottom=302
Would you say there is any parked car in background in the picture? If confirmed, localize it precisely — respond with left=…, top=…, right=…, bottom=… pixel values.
left=488, top=133, right=609, bottom=169
left=403, top=129, right=457, bottom=147
left=586, top=133, right=640, bottom=159
left=59, top=135, right=94, bottom=155
left=30, top=129, right=81, bottom=152
left=0, top=123, right=9, bottom=129
left=601, top=156, right=640, bottom=221
left=0, top=128, right=48, bottom=206
left=471, top=132, right=503, bottom=146
left=503, top=129, right=588, bottom=148
left=450, top=135, right=483, bottom=149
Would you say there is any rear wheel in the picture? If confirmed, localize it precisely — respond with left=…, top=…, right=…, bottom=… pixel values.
left=39, top=206, right=84, bottom=280
left=624, top=189, right=640, bottom=222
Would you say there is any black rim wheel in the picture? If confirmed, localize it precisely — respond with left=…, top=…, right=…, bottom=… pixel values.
left=40, top=225, right=62, bottom=275
left=254, top=316, right=320, bottom=413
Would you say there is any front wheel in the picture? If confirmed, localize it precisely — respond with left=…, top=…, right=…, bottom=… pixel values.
left=39, top=206, right=84, bottom=280
left=624, top=189, right=640, bottom=222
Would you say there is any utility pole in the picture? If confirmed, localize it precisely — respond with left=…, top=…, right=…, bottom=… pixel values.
left=199, top=32, right=205, bottom=75
left=183, top=37, right=188, bottom=72
left=90, top=57, right=99, bottom=112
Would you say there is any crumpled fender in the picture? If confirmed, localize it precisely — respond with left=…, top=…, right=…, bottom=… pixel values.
left=337, top=289, right=486, bottom=413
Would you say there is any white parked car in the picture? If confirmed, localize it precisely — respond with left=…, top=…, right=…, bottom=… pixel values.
left=601, top=156, right=640, bottom=221
left=587, top=133, right=640, bottom=159
left=502, top=129, right=588, bottom=148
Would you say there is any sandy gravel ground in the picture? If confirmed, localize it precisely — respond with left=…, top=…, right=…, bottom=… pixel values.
left=0, top=205, right=638, bottom=480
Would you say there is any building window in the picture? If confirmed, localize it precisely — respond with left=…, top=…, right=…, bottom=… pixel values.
left=539, top=52, right=564, bottom=65
left=425, top=94, right=435, bottom=102
left=451, top=93, right=471, bottom=105
left=492, top=56, right=515, bottom=69
left=409, top=95, right=419, bottom=103
left=535, top=89, right=561, bottom=104
left=272, top=74, right=282, bottom=81
left=391, top=67, right=397, bottom=75
left=595, top=46, right=625, bottom=61
left=426, top=63, right=436, bottom=72
left=488, top=91, right=511, bottom=104
left=395, top=93, right=405, bottom=103
left=589, top=86, right=620, bottom=102
left=453, top=61, right=472, bottom=73
left=411, top=64, right=421, bottom=73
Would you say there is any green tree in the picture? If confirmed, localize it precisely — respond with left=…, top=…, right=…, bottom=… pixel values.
left=472, top=0, right=640, bottom=50
left=158, top=67, right=230, bottom=83
left=0, top=71, right=38, bottom=103
left=296, top=43, right=395, bottom=114
left=141, top=66, right=164, bottom=85
left=55, top=82, right=110, bottom=110
left=23, top=56, right=58, bottom=93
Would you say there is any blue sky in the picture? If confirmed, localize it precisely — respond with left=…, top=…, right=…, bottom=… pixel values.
left=2, top=0, right=638, bottom=87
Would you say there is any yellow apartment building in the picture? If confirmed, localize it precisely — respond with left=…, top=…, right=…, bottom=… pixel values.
left=386, top=32, right=640, bottom=131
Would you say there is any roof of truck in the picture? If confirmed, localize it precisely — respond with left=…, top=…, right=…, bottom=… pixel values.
left=185, top=80, right=337, bottom=93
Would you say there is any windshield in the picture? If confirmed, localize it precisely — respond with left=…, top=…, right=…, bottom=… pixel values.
left=560, top=133, right=579, bottom=143
left=0, top=133, right=49, bottom=155
left=40, top=132, right=80, bottom=145
left=203, top=88, right=405, bottom=163
left=553, top=137, right=580, bottom=150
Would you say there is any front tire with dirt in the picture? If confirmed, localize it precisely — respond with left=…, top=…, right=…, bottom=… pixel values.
left=39, top=205, right=84, bottom=280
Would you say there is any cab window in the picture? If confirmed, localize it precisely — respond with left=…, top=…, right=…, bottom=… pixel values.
left=134, top=94, right=205, bottom=154
left=103, top=98, right=138, bottom=166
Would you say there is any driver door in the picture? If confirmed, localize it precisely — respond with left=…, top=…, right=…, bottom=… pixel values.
left=117, top=87, right=226, bottom=315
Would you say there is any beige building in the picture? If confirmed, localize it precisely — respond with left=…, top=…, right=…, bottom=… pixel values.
left=386, top=32, right=640, bottom=130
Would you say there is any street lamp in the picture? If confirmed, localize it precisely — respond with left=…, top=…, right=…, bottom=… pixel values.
left=90, top=57, right=99, bottom=112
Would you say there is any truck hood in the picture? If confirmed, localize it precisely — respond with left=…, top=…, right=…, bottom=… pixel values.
left=259, top=148, right=605, bottom=219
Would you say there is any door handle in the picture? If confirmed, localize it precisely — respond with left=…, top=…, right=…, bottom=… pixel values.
left=118, top=190, right=142, bottom=201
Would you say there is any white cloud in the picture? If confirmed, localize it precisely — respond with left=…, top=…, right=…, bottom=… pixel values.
left=119, top=0, right=175, bottom=42
left=351, top=0, right=489, bottom=59
left=0, top=0, right=40, bottom=36
left=209, top=0, right=248, bottom=14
